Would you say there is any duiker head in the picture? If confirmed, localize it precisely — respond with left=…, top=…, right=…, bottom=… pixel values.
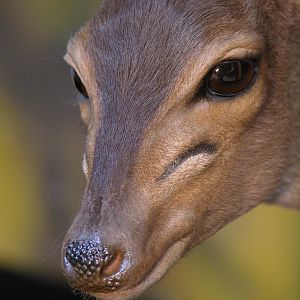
left=62, top=1, right=300, bottom=299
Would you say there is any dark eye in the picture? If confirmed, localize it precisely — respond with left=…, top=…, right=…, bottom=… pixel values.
left=71, top=68, right=89, bottom=99
left=206, top=59, right=257, bottom=98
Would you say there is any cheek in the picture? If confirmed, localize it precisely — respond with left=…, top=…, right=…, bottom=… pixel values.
left=131, top=68, right=266, bottom=225
left=148, top=167, right=229, bottom=244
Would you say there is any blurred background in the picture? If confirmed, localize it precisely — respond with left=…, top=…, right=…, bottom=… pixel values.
left=0, top=1, right=299, bottom=299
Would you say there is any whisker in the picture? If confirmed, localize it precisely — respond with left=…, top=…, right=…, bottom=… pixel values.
left=42, top=231, right=67, bottom=262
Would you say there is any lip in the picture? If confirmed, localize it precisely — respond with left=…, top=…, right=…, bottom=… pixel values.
left=91, top=236, right=190, bottom=300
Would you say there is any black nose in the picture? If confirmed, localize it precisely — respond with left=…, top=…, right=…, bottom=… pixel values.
left=63, top=240, right=126, bottom=292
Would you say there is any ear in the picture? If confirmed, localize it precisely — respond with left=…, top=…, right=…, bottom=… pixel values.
left=269, top=2, right=300, bottom=209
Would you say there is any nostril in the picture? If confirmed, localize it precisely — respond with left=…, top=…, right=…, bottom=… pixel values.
left=102, top=250, right=124, bottom=277
left=64, top=240, right=126, bottom=292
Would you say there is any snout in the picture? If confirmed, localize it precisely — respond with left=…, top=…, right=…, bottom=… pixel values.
left=62, top=240, right=130, bottom=293
left=62, top=233, right=190, bottom=300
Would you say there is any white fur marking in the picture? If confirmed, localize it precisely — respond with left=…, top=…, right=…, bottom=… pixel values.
left=82, top=153, right=88, bottom=177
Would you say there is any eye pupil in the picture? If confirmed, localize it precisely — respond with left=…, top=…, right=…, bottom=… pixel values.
left=207, top=59, right=256, bottom=97
left=72, top=69, right=89, bottom=99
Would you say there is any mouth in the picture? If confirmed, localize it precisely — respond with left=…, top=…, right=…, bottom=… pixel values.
left=90, top=236, right=190, bottom=300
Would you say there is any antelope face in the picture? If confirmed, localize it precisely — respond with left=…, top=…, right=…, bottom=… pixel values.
left=62, top=1, right=297, bottom=299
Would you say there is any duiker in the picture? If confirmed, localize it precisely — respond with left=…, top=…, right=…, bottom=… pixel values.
left=62, top=0, right=300, bottom=299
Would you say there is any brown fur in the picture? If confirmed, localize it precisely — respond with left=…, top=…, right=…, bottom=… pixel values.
left=63, top=1, right=300, bottom=299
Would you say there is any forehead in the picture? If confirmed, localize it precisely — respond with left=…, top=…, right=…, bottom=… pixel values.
left=67, top=0, right=257, bottom=72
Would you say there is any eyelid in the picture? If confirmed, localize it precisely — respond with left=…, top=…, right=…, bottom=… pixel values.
left=65, top=53, right=89, bottom=90
left=205, top=56, right=260, bottom=84
left=65, top=53, right=81, bottom=77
